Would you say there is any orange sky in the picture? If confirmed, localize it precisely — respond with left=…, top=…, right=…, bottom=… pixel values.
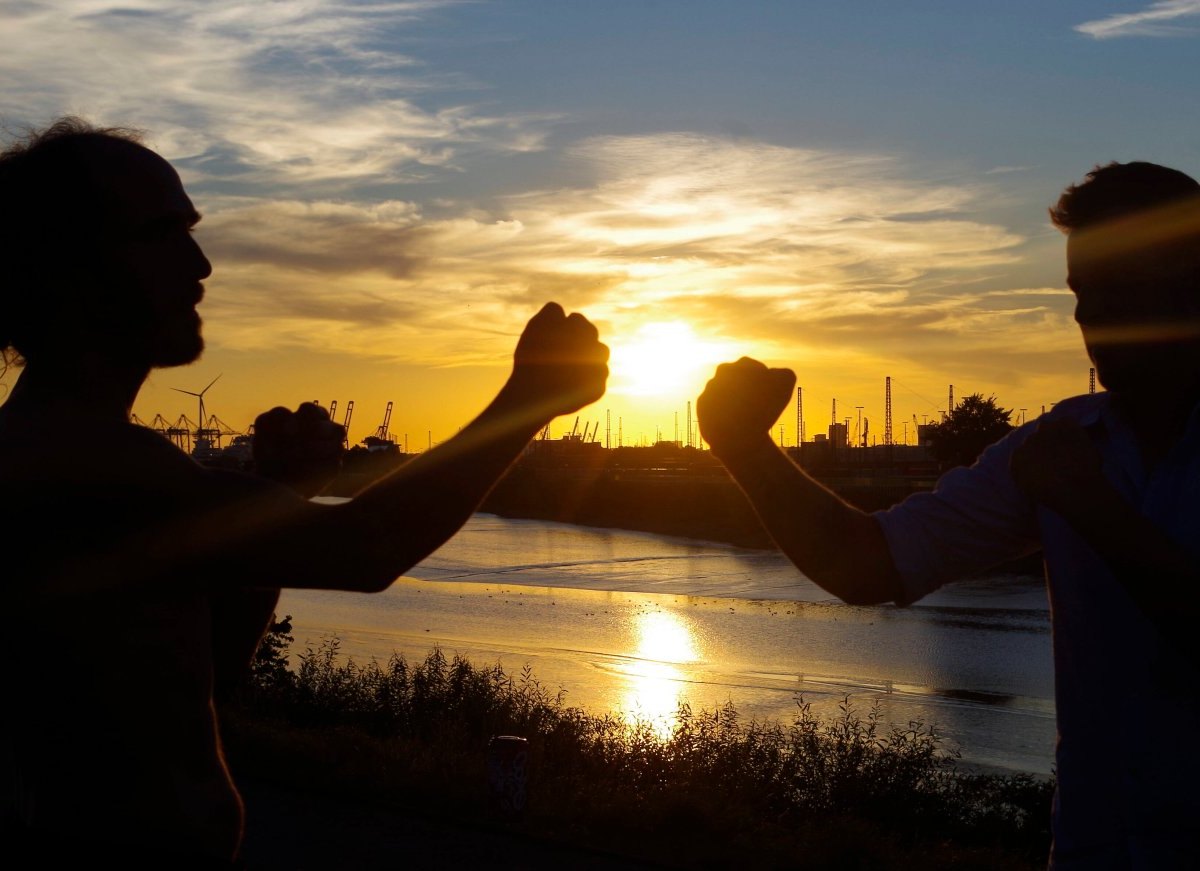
left=4, top=1, right=1187, bottom=450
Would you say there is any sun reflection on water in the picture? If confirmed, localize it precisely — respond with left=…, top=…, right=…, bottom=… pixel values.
left=621, top=610, right=701, bottom=739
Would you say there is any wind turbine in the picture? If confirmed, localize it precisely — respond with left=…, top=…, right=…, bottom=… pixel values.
left=172, top=374, right=222, bottom=446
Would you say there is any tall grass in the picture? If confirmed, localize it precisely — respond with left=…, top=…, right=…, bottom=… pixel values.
left=221, top=616, right=1054, bottom=869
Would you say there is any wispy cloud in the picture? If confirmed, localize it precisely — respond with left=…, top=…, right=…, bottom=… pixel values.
left=192, top=133, right=1047, bottom=380
left=0, top=1, right=552, bottom=193
left=1076, top=1, right=1200, bottom=39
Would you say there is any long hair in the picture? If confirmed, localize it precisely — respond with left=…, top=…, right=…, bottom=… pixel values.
left=0, top=116, right=146, bottom=369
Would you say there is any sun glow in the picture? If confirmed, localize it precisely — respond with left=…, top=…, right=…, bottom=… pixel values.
left=608, top=321, right=735, bottom=399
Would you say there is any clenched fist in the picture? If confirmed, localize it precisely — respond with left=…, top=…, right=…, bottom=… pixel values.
left=505, top=302, right=609, bottom=420
left=697, top=357, right=795, bottom=458
left=252, top=402, right=346, bottom=498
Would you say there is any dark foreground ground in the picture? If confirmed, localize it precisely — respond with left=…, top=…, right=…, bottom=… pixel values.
left=237, top=777, right=669, bottom=870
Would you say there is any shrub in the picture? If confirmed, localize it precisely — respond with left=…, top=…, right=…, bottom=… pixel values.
left=223, top=625, right=1054, bottom=869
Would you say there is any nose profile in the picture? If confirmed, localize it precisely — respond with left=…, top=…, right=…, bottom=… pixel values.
left=190, top=233, right=213, bottom=281
left=1072, top=297, right=1095, bottom=327
left=1072, top=286, right=1125, bottom=330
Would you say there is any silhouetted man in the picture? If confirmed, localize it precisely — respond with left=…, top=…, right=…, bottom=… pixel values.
left=0, top=118, right=608, bottom=866
left=697, top=162, right=1199, bottom=869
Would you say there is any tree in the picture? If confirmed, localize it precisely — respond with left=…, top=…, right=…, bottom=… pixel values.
left=925, top=393, right=1014, bottom=470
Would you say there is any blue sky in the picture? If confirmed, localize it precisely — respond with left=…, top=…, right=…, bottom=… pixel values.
left=1, top=1, right=1197, bottom=445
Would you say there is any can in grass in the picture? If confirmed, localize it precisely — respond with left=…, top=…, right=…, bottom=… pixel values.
left=487, top=735, right=529, bottom=817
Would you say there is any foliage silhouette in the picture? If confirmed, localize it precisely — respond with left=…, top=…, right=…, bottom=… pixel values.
left=222, top=622, right=1054, bottom=869
left=926, top=393, right=1015, bottom=469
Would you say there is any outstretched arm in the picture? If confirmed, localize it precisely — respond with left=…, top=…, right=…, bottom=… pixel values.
left=227, top=302, right=608, bottom=592
left=50, top=303, right=607, bottom=599
left=697, top=358, right=904, bottom=605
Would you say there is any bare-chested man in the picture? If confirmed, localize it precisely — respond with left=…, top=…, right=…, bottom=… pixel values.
left=0, top=118, right=608, bottom=866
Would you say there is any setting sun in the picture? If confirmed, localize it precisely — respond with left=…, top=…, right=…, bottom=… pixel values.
left=608, top=321, right=734, bottom=399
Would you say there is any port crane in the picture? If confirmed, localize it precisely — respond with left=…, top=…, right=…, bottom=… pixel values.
left=167, top=415, right=197, bottom=452
left=321, top=400, right=352, bottom=448
left=371, top=401, right=393, bottom=444
left=341, top=400, right=354, bottom=448
left=147, top=414, right=171, bottom=439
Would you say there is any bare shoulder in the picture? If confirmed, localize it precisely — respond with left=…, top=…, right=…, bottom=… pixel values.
left=0, top=412, right=205, bottom=490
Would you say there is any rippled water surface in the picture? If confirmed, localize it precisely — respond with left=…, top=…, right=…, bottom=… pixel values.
left=281, top=514, right=1055, bottom=774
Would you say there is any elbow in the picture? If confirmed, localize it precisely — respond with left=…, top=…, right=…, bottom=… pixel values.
left=347, top=549, right=408, bottom=593
left=357, top=557, right=409, bottom=593
left=800, top=555, right=903, bottom=607
left=837, top=583, right=895, bottom=607
left=358, top=574, right=395, bottom=594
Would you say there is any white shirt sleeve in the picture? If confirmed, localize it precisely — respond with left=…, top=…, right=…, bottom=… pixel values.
left=874, top=425, right=1043, bottom=605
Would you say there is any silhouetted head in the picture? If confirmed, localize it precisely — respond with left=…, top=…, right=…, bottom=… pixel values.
left=1050, top=161, right=1200, bottom=394
left=0, top=116, right=211, bottom=374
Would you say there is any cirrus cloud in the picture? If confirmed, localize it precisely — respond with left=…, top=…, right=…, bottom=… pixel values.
left=1076, top=1, right=1200, bottom=39
left=0, top=1, right=555, bottom=194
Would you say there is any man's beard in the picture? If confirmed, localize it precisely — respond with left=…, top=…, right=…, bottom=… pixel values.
left=148, top=312, right=205, bottom=369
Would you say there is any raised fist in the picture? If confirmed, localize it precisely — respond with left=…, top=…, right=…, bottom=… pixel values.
left=697, top=357, right=795, bottom=458
left=506, top=302, right=609, bottom=421
left=252, top=402, right=346, bottom=498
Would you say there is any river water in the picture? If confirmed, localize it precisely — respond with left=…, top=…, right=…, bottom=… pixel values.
left=279, top=514, right=1055, bottom=776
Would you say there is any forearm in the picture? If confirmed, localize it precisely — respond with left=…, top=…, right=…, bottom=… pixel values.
left=61, top=304, right=607, bottom=599
left=337, top=378, right=551, bottom=586
left=716, top=435, right=904, bottom=605
left=50, top=394, right=540, bottom=598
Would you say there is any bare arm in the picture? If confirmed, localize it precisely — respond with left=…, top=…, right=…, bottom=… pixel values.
left=212, top=303, right=608, bottom=593
left=697, top=358, right=904, bottom=605
left=50, top=303, right=607, bottom=599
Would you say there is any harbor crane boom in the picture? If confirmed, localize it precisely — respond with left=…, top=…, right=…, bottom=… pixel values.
left=341, top=400, right=354, bottom=448
left=374, top=401, right=393, bottom=442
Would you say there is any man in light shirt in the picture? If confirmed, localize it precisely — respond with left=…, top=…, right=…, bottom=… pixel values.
left=697, top=161, right=1200, bottom=869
